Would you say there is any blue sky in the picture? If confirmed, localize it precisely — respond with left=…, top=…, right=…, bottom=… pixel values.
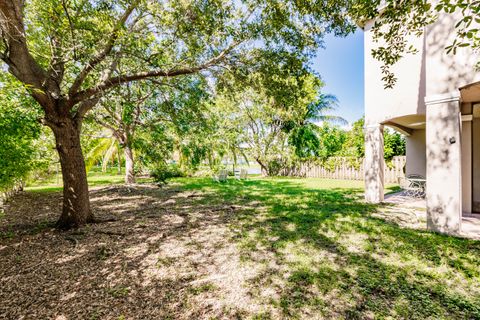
left=311, top=29, right=364, bottom=126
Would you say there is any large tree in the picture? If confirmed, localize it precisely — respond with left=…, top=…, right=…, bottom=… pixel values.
left=93, top=84, right=152, bottom=184
left=0, top=0, right=355, bottom=228
left=226, top=88, right=291, bottom=176
left=214, top=73, right=341, bottom=175
left=93, top=77, right=208, bottom=184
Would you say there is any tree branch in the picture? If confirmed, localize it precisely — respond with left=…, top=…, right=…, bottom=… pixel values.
left=74, top=96, right=100, bottom=125
left=91, top=115, right=123, bottom=141
left=68, top=1, right=138, bottom=96
left=73, top=41, right=240, bottom=103
left=0, top=0, right=52, bottom=110
left=48, top=34, right=65, bottom=92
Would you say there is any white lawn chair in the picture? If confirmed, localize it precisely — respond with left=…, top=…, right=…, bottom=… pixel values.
left=234, top=169, right=241, bottom=179
left=240, top=168, right=248, bottom=180
left=234, top=168, right=248, bottom=180
left=213, top=169, right=228, bottom=182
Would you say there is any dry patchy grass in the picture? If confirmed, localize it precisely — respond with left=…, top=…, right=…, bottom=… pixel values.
left=0, top=177, right=479, bottom=319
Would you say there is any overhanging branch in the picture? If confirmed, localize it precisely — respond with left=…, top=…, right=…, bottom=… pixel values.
left=68, top=1, right=139, bottom=96
left=73, top=40, right=240, bottom=103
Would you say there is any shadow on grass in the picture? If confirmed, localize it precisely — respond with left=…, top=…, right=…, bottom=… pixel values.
left=3, top=177, right=480, bottom=318
left=1, top=183, right=248, bottom=319
left=385, top=185, right=402, bottom=195
left=175, top=177, right=480, bottom=319
left=25, top=177, right=153, bottom=193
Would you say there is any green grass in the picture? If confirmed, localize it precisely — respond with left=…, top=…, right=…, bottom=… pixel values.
left=25, top=167, right=152, bottom=192
left=19, top=174, right=480, bottom=318
left=170, top=176, right=480, bottom=319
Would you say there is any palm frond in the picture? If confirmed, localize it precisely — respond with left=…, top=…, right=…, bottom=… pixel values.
left=312, top=115, right=348, bottom=126
left=101, top=139, right=118, bottom=172
left=306, top=93, right=346, bottom=125
left=85, top=137, right=120, bottom=172
left=85, top=138, right=115, bottom=171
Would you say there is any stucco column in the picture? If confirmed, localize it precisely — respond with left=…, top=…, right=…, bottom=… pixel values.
left=365, top=124, right=384, bottom=203
left=425, top=93, right=462, bottom=234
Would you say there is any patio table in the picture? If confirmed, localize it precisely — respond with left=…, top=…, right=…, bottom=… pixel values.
left=407, top=178, right=426, bottom=197
left=398, top=176, right=426, bottom=198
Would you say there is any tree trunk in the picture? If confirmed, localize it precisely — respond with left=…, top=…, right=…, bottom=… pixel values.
left=51, top=118, right=93, bottom=229
left=124, top=144, right=135, bottom=184
left=255, top=158, right=269, bottom=176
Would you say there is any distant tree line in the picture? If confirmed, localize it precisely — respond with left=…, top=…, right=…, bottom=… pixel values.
left=312, top=117, right=405, bottom=162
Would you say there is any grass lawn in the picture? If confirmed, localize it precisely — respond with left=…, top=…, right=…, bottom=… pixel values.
left=1, top=176, right=479, bottom=319
left=174, top=177, right=480, bottom=318
left=25, top=167, right=153, bottom=192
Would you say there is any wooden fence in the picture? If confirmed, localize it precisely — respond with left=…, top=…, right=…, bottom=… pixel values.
left=281, top=156, right=406, bottom=184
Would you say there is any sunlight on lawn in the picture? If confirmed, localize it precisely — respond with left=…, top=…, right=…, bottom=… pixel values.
left=9, top=175, right=480, bottom=318
left=25, top=168, right=153, bottom=192
left=173, top=176, right=480, bottom=319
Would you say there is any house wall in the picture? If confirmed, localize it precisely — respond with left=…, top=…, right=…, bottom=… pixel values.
left=425, top=96, right=462, bottom=233
left=406, top=129, right=426, bottom=177
left=364, top=125, right=385, bottom=203
left=364, top=12, right=480, bottom=127
left=425, top=13, right=480, bottom=96
left=363, top=9, right=480, bottom=232
left=364, top=21, right=426, bottom=126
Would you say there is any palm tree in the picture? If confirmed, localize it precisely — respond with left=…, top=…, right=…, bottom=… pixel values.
left=288, top=93, right=347, bottom=159
left=304, top=94, right=345, bottom=125
left=84, top=134, right=122, bottom=174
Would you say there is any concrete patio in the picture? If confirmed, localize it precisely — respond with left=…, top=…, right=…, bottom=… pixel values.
left=379, top=191, right=480, bottom=240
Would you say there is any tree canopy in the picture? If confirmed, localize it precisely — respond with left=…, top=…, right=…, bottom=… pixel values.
left=0, top=84, right=41, bottom=193
left=1, top=0, right=458, bottom=228
left=0, top=0, right=358, bottom=228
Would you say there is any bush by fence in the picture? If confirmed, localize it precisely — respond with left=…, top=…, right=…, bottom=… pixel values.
left=0, top=180, right=25, bottom=211
left=281, top=156, right=406, bottom=184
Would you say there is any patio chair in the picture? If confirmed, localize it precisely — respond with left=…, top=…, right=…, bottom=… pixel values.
left=398, top=174, right=426, bottom=198
left=240, top=168, right=248, bottom=180
left=233, top=168, right=248, bottom=180
left=213, top=169, right=228, bottom=182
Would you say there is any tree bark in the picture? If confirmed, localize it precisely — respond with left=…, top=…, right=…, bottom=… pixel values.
left=255, top=158, right=269, bottom=176
left=124, top=143, right=135, bottom=184
left=51, top=118, right=93, bottom=229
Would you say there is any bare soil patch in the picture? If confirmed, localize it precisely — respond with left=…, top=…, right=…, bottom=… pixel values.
left=0, top=184, right=267, bottom=319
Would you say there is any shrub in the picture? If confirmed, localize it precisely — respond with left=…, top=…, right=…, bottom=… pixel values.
left=0, top=94, right=41, bottom=194
left=150, top=163, right=185, bottom=185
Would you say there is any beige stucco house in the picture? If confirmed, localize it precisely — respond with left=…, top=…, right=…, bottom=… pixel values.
left=362, top=12, right=480, bottom=235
